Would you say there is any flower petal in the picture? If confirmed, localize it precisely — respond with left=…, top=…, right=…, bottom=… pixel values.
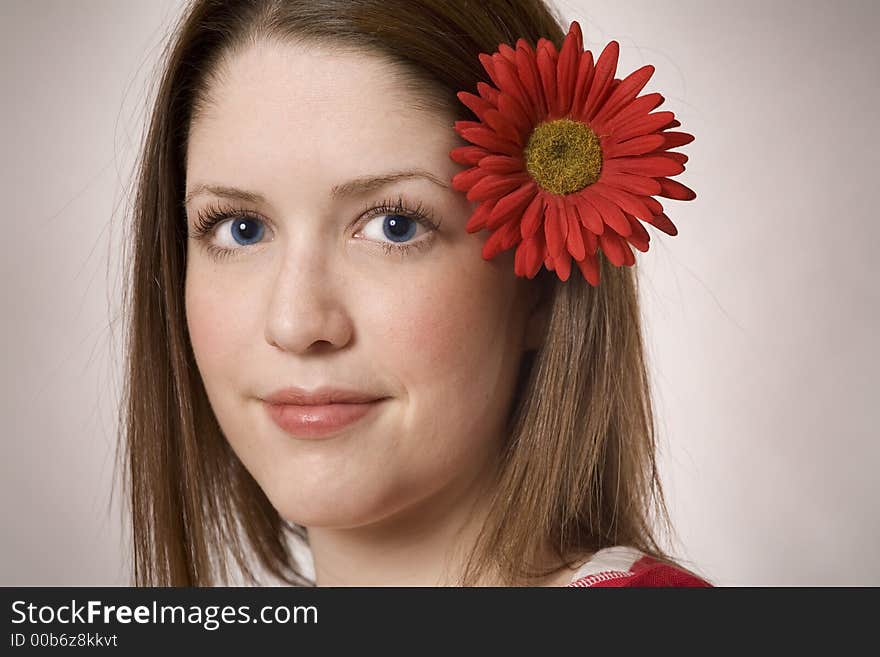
left=582, top=40, right=619, bottom=122
left=450, top=145, right=491, bottom=166
left=520, top=193, right=545, bottom=239
left=481, top=227, right=505, bottom=260
left=465, top=201, right=495, bottom=233
left=598, top=230, right=628, bottom=267
left=600, top=171, right=663, bottom=196
left=556, top=23, right=581, bottom=116
left=478, top=52, right=503, bottom=90
left=582, top=222, right=598, bottom=255
left=524, top=230, right=547, bottom=278
left=483, top=107, right=524, bottom=145
left=624, top=212, right=651, bottom=252
left=643, top=211, right=678, bottom=236
left=564, top=199, right=586, bottom=261
left=453, top=119, right=482, bottom=134
left=466, top=173, right=531, bottom=202
left=481, top=217, right=520, bottom=259
left=586, top=189, right=632, bottom=236
left=477, top=154, right=525, bottom=175
left=536, top=41, right=559, bottom=118
left=554, top=194, right=569, bottom=242
left=515, top=37, right=535, bottom=57
left=594, top=92, right=665, bottom=134
left=566, top=21, right=584, bottom=53
left=452, top=165, right=491, bottom=192
left=571, top=50, right=595, bottom=119
left=657, top=177, right=697, bottom=201
left=496, top=93, right=532, bottom=139
left=555, top=249, right=572, bottom=281
left=573, top=194, right=604, bottom=235
left=498, top=43, right=517, bottom=64
left=465, top=200, right=494, bottom=233
left=575, top=253, right=601, bottom=286
left=622, top=240, right=635, bottom=266
left=655, top=131, right=695, bottom=150
left=642, top=195, right=664, bottom=215
left=590, top=182, right=653, bottom=222
left=460, top=126, right=522, bottom=156
left=527, top=230, right=547, bottom=278
left=602, top=134, right=666, bottom=159
left=662, top=151, right=689, bottom=165
left=456, top=91, right=495, bottom=123
left=603, top=155, right=685, bottom=178
left=487, top=181, right=538, bottom=229
left=544, top=196, right=566, bottom=258
left=516, top=42, right=546, bottom=118
left=494, top=55, right=535, bottom=123
left=476, top=82, right=500, bottom=107
left=592, top=64, right=655, bottom=126
left=514, top=239, right=529, bottom=277
left=500, top=217, right=522, bottom=249
left=609, top=111, right=676, bottom=142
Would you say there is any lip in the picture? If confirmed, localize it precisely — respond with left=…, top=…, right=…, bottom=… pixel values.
left=262, top=386, right=387, bottom=439
left=263, top=386, right=384, bottom=406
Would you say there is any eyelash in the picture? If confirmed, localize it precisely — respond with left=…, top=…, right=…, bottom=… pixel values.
left=188, top=195, right=442, bottom=261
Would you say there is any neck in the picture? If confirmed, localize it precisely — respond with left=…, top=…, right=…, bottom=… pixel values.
left=304, top=460, right=583, bottom=587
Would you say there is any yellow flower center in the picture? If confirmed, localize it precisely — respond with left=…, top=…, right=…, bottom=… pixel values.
left=523, top=118, right=603, bottom=195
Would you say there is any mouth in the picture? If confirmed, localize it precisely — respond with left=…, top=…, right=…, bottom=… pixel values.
left=262, top=398, right=387, bottom=439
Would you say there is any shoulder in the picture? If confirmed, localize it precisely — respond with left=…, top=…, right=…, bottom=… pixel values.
left=567, top=546, right=713, bottom=588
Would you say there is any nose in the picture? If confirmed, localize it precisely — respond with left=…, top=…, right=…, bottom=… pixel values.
left=263, top=243, right=354, bottom=354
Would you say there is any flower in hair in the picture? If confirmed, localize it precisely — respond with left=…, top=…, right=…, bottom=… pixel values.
left=450, top=20, right=696, bottom=285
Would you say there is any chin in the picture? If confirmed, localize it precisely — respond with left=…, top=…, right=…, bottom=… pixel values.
left=263, top=477, right=396, bottom=530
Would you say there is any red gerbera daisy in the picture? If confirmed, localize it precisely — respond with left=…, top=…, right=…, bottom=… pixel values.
left=449, top=20, right=696, bottom=285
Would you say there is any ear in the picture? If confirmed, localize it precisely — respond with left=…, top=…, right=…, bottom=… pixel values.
left=522, top=275, right=553, bottom=352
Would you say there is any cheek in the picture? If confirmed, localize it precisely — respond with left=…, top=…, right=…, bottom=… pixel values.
left=353, top=257, right=526, bottom=510
left=370, top=256, right=523, bottom=429
left=184, top=260, right=261, bottom=384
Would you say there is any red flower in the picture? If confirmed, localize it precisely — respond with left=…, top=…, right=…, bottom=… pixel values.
left=450, top=20, right=696, bottom=285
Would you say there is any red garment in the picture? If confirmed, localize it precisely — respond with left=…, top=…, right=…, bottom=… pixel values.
left=567, top=546, right=713, bottom=587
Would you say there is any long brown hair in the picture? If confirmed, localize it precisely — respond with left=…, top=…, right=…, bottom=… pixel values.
left=116, top=0, right=709, bottom=586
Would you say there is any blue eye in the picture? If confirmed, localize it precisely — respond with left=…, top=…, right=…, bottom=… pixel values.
left=385, top=215, right=417, bottom=242
left=228, top=217, right=264, bottom=245
left=361, top=208, right=437, bottom=253
left=357, top=196, right=441, bottom=253
left=189, top=207, right=271, bottom=261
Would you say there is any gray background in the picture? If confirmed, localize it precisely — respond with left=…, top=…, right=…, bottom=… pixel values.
left=2, top=0, right=877, bottom=585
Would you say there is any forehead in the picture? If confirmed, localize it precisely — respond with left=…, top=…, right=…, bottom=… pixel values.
left=185, top=40, right=459, bottom=202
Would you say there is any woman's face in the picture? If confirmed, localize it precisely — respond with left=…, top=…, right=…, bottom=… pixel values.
left=184, top=40, right=543, bottom=529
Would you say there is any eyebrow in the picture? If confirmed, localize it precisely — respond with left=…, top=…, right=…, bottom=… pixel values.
left=183, top=169, right=450, bottom=207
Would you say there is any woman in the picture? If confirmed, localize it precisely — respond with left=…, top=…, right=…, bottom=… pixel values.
left=118, top=0, right=711, bottom=587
